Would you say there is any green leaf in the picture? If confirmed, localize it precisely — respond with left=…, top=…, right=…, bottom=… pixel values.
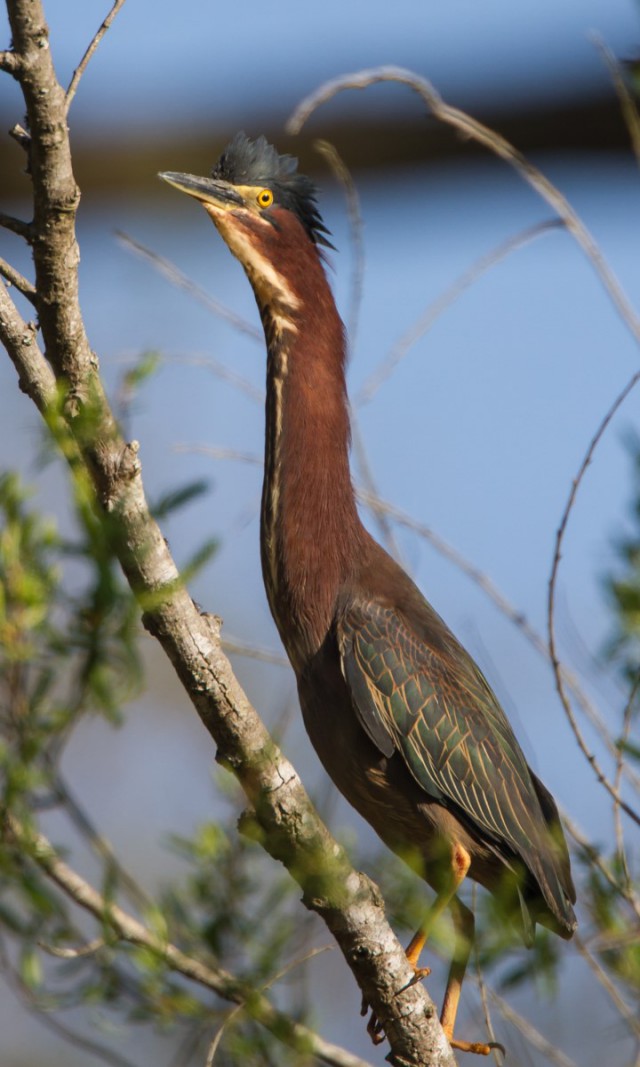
left=180, top=537, right=219, bottom=583
left=122, top=350, right=162, bottom=390
left=20, top=945, right=43, bottom=990
left=151, top=479, right=210, bottom=520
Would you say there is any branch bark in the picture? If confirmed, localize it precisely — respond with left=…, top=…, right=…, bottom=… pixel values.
left=0, top=3, right=457, bottom=1064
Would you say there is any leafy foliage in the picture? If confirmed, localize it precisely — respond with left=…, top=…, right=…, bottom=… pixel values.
left=0, top=466, right=318, bottom=1065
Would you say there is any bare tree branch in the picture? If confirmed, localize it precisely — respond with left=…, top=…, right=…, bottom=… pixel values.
left=548, top=364, right=640, bottom=827
left=38, top=937, right=105, bottom=959
left=65, top=0, right=128, bottom=111
left=564, top=814, right=640, bottom=919
left=5, top=3, right=94, bottom=391
left=0, top=211, right=32, bottom=239
left=355, top=220, right=563, bottom=406
left=573, top=932, right=640, bottom=1038
left=161, top=352, right=263, bottom=403
left=174, top=443, right=262, bottom=465
left=287, top=65, right=640, bottom=347
left=314, top=139, right=404, bottom=559
left=0, top=281, right=56, bottom=408
left=116, top=231, right=262, bottom=341
left=314, top=139, right=366, bottom=355
left=594, top=35, right=640, bottom=168
left=485, top=988, right=579, bottom=1067
left=49, top=770, right=155, bottom=912
left=221, top=636, right=288, bottom=667
left=0, top=257, right=36, bottom=302
left=0, top=48, right=21, bottom=73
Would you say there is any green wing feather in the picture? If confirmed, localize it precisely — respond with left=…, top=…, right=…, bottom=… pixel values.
left=338, top=598, right=552, bottom=867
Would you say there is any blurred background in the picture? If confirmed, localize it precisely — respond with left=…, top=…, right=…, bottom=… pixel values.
left=1, top=0, right=640, bottom=1064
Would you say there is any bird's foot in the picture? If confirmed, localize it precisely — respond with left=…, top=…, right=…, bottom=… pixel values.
left=361, top=994, right=386, bottom=1044
left=403, top=964, right=432, bottom=989
left=447, top=1031, right=505, bottom=1057
left=363, top=1003, right=386, bottom=1045
left=361, top=964, right=432, bottom=1045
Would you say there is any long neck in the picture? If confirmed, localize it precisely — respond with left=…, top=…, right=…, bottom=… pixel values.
left=258, top=255, right=364, bottom=668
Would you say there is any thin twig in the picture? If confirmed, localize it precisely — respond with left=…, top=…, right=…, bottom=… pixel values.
left=352, top=418, right=404, bottom=562
left=116, top=231, right=261, bottom=341
left=355, top=219, right=563, bottom=406
left=287, top=65, right=640, bottom=347
left=313, top=139, right=366, bottom=355
left=65, top=0, right=128, bottom=111
left=594, top=35, right=640, bottom=167
left=564, top=814, right=640, bottom=919
left=485, top=987, right=579, bottom=1067
left=50, top=770, right=154, bottom=911
left=548, top=366, right=640, bottom=828
left=0, top=212, right=32, bottom=240
left=162, top=353, right=263, bottom=404
left=205, top=1004, right=243, bottom=1066
left=574, top=932, right=640, bottom=1038
left=206, top=945, right=333, bottom=1066
left=38, top=936, right=105, bottom=959
left=0, top=256, right=36, bottom=302
left=222, top=637, right=288, bottom=667
left=0, top=282, right=57, bottom=411
left=168, top=1022, right=212, bottom=1067
left=310, top=142, right=402, bottom=557
left=471, top=887, right=503, bottom=1065
left=173, top=443, right=262, bottom=465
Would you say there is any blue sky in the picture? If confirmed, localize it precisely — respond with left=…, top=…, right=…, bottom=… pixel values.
left=2, top=0, right=638, bottom=131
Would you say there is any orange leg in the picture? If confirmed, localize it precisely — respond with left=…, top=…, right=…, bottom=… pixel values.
left=365, top=841, right=503, bottom=1056
left=365, top=841, right=464, bottom=1045
left=405, top=928, right=431, bottom=977
left=439, top=847, right=504, bottom=1056
left=441, top=895, right=493, bottom=1056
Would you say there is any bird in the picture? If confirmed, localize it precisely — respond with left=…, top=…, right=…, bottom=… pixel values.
left=159, top=133, right=577, bottom=1056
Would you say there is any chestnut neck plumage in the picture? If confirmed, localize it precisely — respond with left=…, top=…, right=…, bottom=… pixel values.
left=253, top=220, right=366, bottom=670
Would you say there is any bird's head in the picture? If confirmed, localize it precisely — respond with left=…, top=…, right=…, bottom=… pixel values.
left=160, top=132, right=333, bottom=315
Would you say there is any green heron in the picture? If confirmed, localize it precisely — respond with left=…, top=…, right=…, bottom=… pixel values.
left=160, top=134, right=576, bottom=1056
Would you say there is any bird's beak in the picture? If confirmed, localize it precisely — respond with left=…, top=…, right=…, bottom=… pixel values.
left=158, top=171, right=244, bottom=210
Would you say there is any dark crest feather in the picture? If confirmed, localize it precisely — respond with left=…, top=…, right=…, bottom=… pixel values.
left=212, top=132, right=333, bottom=249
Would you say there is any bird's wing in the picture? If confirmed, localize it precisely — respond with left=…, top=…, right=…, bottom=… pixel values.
left=337, top=598, right=547, bottom=864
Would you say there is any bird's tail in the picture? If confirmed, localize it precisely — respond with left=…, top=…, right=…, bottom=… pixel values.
left=526, top=771, right=577, bottom=939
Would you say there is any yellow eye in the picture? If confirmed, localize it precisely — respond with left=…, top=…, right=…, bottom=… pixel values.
left=257, top=188, right=273, bottom=208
